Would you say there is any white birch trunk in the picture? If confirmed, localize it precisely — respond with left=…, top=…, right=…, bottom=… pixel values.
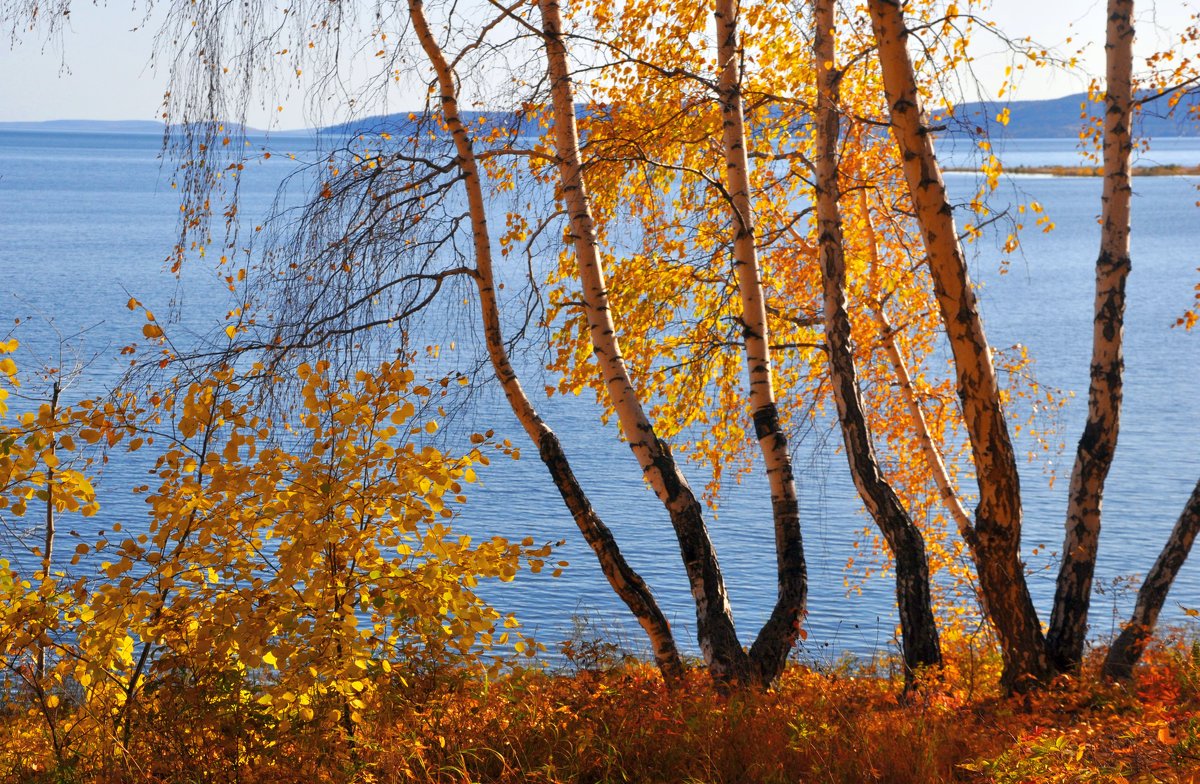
left=714, top=0, right=807, bottom=687
left=408, top=0, right=685, bottom=685
left=536, top=0, right=749, bottom=683
left=1048, top=0, right=1135, bottom=671
left=867, top=0, right=1050, bottom=691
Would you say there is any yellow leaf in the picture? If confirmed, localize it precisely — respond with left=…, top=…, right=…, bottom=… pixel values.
left=116, top=635, right=134, bottom=667
left=263, top=651, right=278, bottom=668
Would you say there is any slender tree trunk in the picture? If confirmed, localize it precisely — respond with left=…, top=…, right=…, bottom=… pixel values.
left=1103, top=478, right=1200, bottom=679
left=536, top=0, right=750, bottom=684
left=408, top=0, right=685, bottom=686
left=867, top=0, right=1050, bottom=691
left=813, top=0, right=940, bottom=681
left=36, top=380, right=61, bottom=681
left=714, top=0, right=807, bottom=688
left=1047, top=0, right=1135, bottom=672
left=858, top=189, right=974, bottom=538
left=780, top=194, right=975, bottom=537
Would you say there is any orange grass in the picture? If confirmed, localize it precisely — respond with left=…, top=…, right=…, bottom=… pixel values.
left=4, top=638, right=1200, bottom=783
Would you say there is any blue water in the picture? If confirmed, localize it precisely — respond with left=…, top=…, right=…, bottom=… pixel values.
left=1, top=129, right=1198, bottom=663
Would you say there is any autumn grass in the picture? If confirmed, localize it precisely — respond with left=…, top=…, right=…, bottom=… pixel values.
left=5, top=635, right=1200, bottom=783
left=947, top=164, right=1200, bottom=177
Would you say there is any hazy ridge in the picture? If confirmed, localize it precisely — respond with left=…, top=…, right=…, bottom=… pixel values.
left=4, top=90, right=1197, bottom=138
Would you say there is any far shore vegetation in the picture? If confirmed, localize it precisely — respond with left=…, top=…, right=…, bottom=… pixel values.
left=949, top=163, right=1200, bottom=176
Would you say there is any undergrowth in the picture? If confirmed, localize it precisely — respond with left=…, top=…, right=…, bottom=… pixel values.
left=4, top=637, right=1200, bottom=783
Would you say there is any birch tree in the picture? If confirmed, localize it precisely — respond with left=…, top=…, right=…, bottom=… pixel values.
left=1046, top=0, right=1136, bottom=672
left=537, top=0, right=778, bottom=685
left=1103, top=479, right=1200, bottom=678
left=812, top=0, right=940, bottom=679
left=867, top=0, right=1051, bottom=691
left=407, top=0, right=685, bottom=685
left=714, top=0, right=807, bottom=686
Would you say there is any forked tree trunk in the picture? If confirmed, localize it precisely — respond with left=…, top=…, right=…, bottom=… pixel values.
left=408, top=0, right=685, bottom=686
left=813, top=0, right=940, bottom=680
left=867, top=0, right=1051, bottom=691
left=1103, top=478, right=1200, bottom=679
left=536, top=0, right=750, bottom=684
left=1047, top=0, right=1135, bottom=672
left=714, top=0, right=807, bottom=688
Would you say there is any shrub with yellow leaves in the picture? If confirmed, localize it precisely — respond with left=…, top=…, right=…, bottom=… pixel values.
left=0, top=349, right=549, bottom=778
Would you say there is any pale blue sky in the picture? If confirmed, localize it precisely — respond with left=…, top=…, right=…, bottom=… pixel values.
left=0, top=0, right=1194, bottom=128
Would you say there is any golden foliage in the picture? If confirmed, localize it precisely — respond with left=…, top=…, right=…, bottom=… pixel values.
left=0, top=346, right=550, bottom=773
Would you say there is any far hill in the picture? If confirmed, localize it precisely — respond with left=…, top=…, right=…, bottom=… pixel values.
left=0, top=119, right=300, bottom=136
left=313, top=110, right=536, bottom=139
left=4, top=90, right=1197, bottom=139
left=0, top=119, right=167, bottom=134
left=934, top=90, right=1200, bottom=138
left=318, top=93, right=1200, bottom=140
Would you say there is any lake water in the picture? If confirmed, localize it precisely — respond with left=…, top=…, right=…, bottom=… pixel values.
left=1, top=129, right=1198, bottom=664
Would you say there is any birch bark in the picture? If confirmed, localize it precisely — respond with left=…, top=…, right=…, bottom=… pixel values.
left=814, top=0, right=940, bottom=679
left=409, top=0, right=685, bottom=685
left=867, top=0, right=1050, bottom=690
left=1047, top=0, right=1135, bottom=671
left=537, top=0, right=750, bottom=683
left=1103, top=479, right=1200, bottom=679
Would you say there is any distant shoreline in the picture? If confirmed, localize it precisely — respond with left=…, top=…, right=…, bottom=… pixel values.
left=946, top=163, right=1200, bottom=177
